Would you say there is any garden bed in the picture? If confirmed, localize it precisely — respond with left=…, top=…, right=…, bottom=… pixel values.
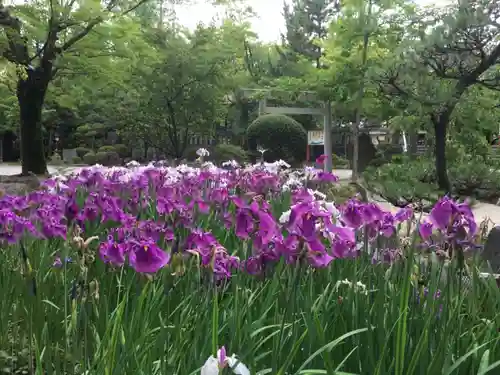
left=0, top=162, right=499, bottom=374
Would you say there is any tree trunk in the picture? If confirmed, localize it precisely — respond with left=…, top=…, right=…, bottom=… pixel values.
left=17, top=68, right=50, bottom=175
left=432, top=114, right=451, bottom=193
left=351, top=0, right=373, bottom=183
left=406, top=130, right=419, bottom=158
left=47, top=129, right=54, bottom=157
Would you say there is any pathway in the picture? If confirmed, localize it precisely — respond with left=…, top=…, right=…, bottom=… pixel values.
left=0, top=164, right=81, bottom=176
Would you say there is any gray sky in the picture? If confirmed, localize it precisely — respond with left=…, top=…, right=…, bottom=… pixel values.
left=174, top=0, right=452, bottom=42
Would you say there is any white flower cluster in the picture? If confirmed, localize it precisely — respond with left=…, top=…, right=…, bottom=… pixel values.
left=334, top=279, right=369, bottom=295
left=196, top=148, right=210, bottom=157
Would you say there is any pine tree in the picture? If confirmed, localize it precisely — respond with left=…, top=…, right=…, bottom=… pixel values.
left=282, top=0, right=339, bottom=68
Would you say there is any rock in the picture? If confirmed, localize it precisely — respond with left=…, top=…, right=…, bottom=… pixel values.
left=0, top=173, right=43, bottom=196
left=482, top=226, right=500, bottom=273
left=0, top=173, right=40, bottom=185
left=0, top=183, right=32, bottom=196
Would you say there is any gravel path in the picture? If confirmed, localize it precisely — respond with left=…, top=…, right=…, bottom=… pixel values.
left=0, top=164, right=81, bottom=176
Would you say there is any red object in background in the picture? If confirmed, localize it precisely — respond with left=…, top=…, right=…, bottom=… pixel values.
left=492, top=137, right=500, bottom=145
left=316, top=154, right=326, bottom=165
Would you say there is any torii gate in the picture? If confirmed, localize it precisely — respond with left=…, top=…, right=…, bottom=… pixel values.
left=241, top=88, right=334, bottom=172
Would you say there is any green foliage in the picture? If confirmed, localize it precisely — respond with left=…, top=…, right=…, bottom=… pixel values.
left=322, top=182, right=358, bottom=203
left=364, top=156, right=440, bottom=208
left=2, top=1, right=500, bottom=371
left=117, top=24, right=251, bottom=158
left=49, top=153, right=63, bottom=166
left=370, top=144, right=405, bottom=167
left=76, top=147, right=92, bottom=158
left=364, top=150, right=500, bottom=207
left=211, top=143, right=248, bottom=163
left=113, top=143, right=130, bottom=158
left=332, top=153, right=350, bottom=168
left=0, top=0, right=158, bottom=174
left=0, top=0, right=498, bottom=194
left=95, top=151, right=121, bottom=166
left=72, top=156, right=83, bottom=164
left=283, top=0, right=339, bottom=68
left=82, top=151, right=97, bottom=165
left=247, top=114, right=307, bottom=163
left=94, top=151, right=108, bottom=165
left=0, top=81, right=18, bottom=135
left=98, top=145, right=117, bottom=153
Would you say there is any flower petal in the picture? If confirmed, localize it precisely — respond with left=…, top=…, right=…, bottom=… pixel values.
left=227, top=355, right=250, bottom=375
left=200, top=356, right=219, bottom=375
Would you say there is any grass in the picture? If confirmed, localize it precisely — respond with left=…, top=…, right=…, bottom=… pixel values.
left=1, top=230, right=499, bottom=374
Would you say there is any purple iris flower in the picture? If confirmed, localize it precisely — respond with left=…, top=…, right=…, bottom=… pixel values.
left=128, top=239, right=170, bottom=273
left=99, top=238, right=127, bottom=267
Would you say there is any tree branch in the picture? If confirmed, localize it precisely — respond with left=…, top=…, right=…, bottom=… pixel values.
left=468, top=42, right=500, bottom=82
left=56, top=0, right=149, bottom=74
left=376, top=71, right=440, bottom=107
left=59, top=18, right=104, bottom=52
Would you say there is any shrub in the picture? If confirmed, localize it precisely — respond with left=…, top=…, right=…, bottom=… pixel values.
left=82, top=152, right=97, bottom=165
left=76, top=147, right=91, bottom=158
left=448, top=154, right=500, bottom=201
left=95, top=151, right=121, bottom=166
left=370, top=144, right=404, bottom=167
left=363, top=156, right=439, bottom=209
left=323, top=182, right=358, bottom=204
left=363, top=154, right=500, bottom=208
left=211, top=144, right=247, bottom=164
left=98, top=145, right=117, bottom=153
left=113, top=143, right=130, bottom=158
left=332, top=154, right=350, bottom=168
left=49, top=153, right=63, bottom=166
left=106, top=151, right=121, bottom=166
left=72, top=156, right=83, bottom=164
left=95, top=151, right=109, bottom=165
left=247, top=114, right=307, bottom=163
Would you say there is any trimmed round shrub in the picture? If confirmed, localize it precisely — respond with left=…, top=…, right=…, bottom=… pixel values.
left=95, top=151, right=121, bottom=166
left=49, top=153, right=63, bottom=166
left=98, top=145, right=117, bottom=153
left=247, top=114, right=307, bottom=163
left=76, top=147, right=91, bottom=158
left=72, top=156, right=83, bottom=164
left=82, top=152, right=97, bottom=165
left=107, top=151, right=121, bottom=166
left=95, top=151, right=108, bottom=165
left=211, top=144, right=247, bottom=164
left=113, top=143, right=130, bottom=158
